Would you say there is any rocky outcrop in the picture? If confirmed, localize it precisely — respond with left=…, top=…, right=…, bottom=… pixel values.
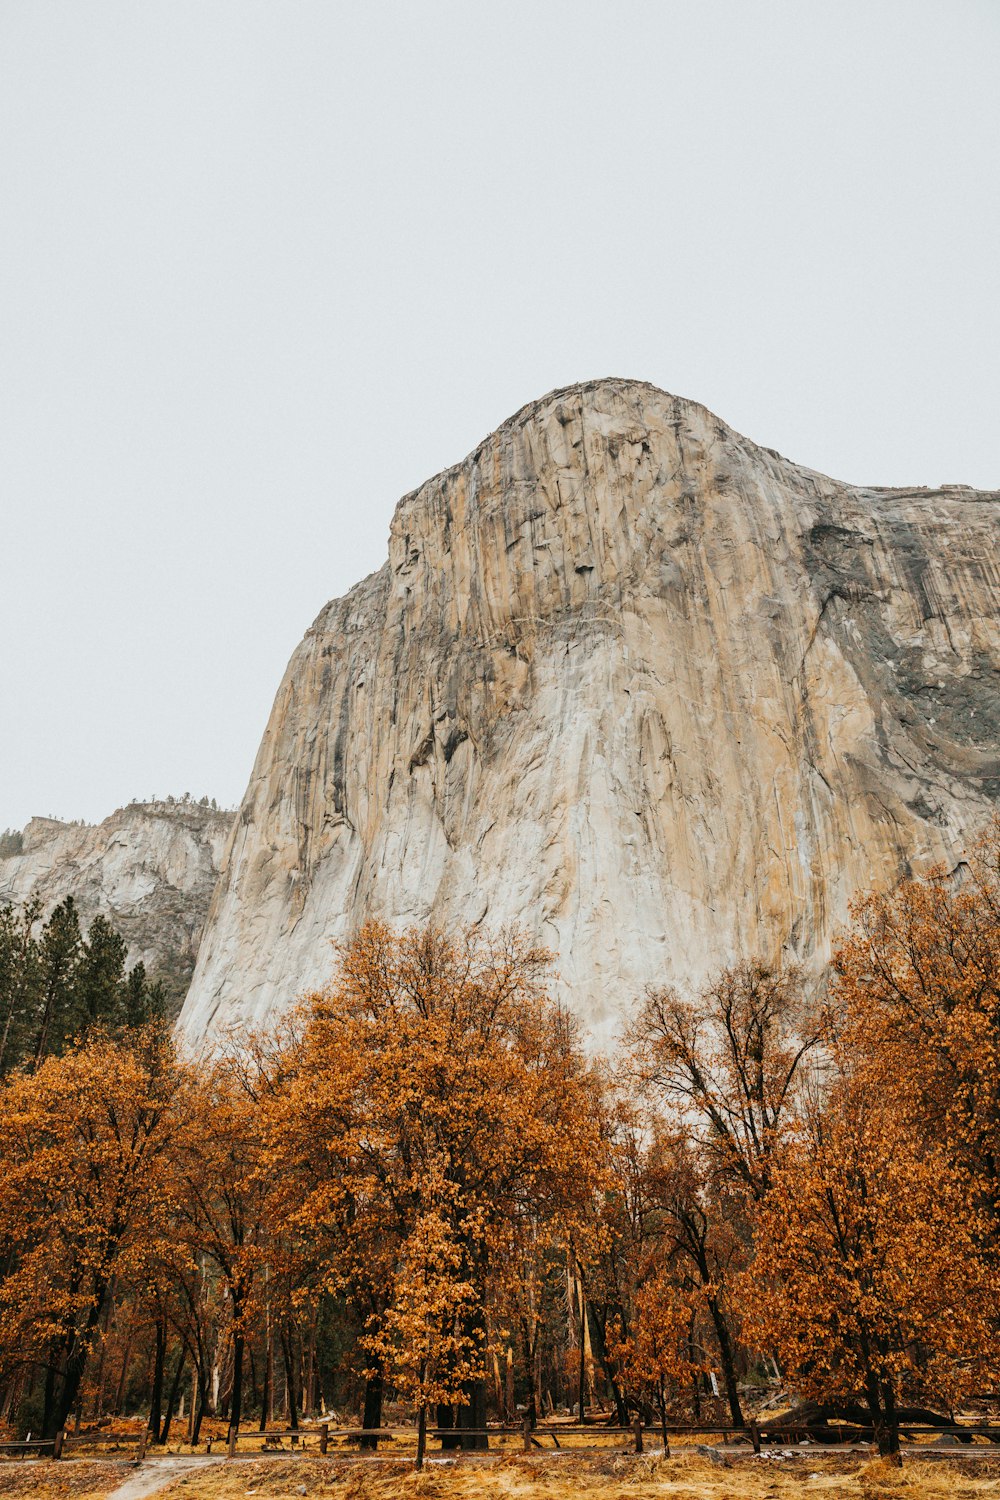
left=0, top=800, right=232, bottom=1012
left=177, top=380, right=1000, bottom=1048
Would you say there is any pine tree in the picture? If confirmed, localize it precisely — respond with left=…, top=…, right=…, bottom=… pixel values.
left=75, top=915, right=128, bottom=1036
left=0, top=900, right=41, bottom=1075
left=33, top=898, right=82, bottom=1065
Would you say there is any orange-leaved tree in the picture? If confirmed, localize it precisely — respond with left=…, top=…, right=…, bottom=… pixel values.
left=832, top=818, right=1000, bottom=1225
left=0, top=1028, right=187, bottom=1437
left=607, top=1266, right=696, bottom=1453
left=172, top=1048, right=277, bottom=1437
left=741, top=1064, right=996, bottom=1458
left=364, top=1200, right=481, bottom=1469
left=264, top=921, right=605, bottom=1449
left=628, top=962, right=819, bottom=1426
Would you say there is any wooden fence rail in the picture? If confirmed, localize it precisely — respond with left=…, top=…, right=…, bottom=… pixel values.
left=17, top=1416, right=1000, bottom=1461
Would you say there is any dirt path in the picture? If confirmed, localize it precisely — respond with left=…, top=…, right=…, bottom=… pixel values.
left=105, top=1455, right=223, bottom=1500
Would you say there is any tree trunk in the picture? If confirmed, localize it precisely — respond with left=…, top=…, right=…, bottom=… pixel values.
left=305, top=1308, right=317, bottom=1419
left=705, top=1294, right=743, bottom=1428
left=230, top=1331, right=245, bottom=1433
left=54, top=1285, right=111, bottom=1436
left=457, top=1379, right=488, bottom=1450
left=659, top=1376, right=670, bottom=1454
left=360, top=1365, right=383, bottom=1451
left=280, top=1325, right=299, bottom=1430
left=149, top=1318, right=166, bottom=1438
left=437, top=1401, right=459, bottom=1451
left=191, top=1383, right=208, bottom=1445
left=876, top=1377, right=902, bottom=1462
left=259, top=1335, right=271, bottom=1432
left=42, top=1345, right=60, bottom=1440
left=881, top=1374, right=905, bottom=1458
left=159, top=1350, right=185, bottom=1445
left=416, top=1402, right=427, bottom=1470
left=113, top=1322, right=133, bottom=1416
left=577, top=1288, right=587, bottom=1421
left=588, top=1306, right=628, bottom=1426
left=457, top=1304, right=488, bottom=1450
left=519, top=1318, right=537, bottom=1429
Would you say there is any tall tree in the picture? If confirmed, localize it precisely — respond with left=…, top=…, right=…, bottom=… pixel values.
left=0, top=900, right=41, bottom=1074
left=627, top=962, right=819, bottom=1426
left=32, top=897, right=82, bottom=1064
left=265, top=921, right=605, bottom=1450
left=0, top=1029, right=187, bottom=1435
left=742, top=1067, right=996, bottom=1458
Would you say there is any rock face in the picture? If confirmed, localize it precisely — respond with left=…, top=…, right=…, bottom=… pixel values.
left=177, top=380, right=1000, bottom=1048
left=0, top=800, right=232, bottom=1012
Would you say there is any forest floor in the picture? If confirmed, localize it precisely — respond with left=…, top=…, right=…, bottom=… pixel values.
left=4, top=1449, right=1000, bottom=1500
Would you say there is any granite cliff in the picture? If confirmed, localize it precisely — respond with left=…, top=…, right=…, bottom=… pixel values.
left=177, top=380, right=1000, bottom=1047
left=0, top=799, right=232, bottom=1013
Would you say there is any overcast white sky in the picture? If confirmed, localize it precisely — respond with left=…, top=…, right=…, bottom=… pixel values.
left=1, top=1, right=997, bottom=832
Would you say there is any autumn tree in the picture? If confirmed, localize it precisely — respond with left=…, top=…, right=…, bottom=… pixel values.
left=171, top=1052, right=275, bottom=1437
left=831, top=818, right=1000, bottom=1225
left=742, top=1065, right=996, bottom=1458
left=627, top=962, right=818, bottom=1426
left=264, top=921, right=605, bottom=1449
left=608, top=1268, right=696, bottom=1452
left=632, top=962, right=818, bottom=1202
left=365, top=1203, right=481, bottom=1468
left=0, top=1028, right=187, bottom=1436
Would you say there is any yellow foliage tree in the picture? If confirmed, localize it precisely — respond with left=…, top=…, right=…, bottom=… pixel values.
left=741, top=1068, right=996, bottom=1458
left=0, top=1029, right=187, bottom=1437
left=263, top=921, right=605, bottom=1449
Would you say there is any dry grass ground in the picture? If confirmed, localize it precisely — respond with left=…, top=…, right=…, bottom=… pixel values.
left=0, top=1457, right=124, bottom=1498
left=6, top=1450, right=1000, bottom=1500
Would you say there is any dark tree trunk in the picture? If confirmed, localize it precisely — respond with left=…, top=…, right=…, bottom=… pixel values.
left=437, top=1401, right=459, bottom=1451
left=191, top=1381, right=208, bottom=1446
left=457, top=1379, right=488, bottom=1450
left=360, top=1365, right=383, bottom=1451
left=456, top=1302, right=488, bottom=1451
left=875, top=1377, right=901, bottom=1461
left=230, top=1332, right=245, bottom=1433
left=148, top=1318, right=166, bottom=1438
left=659, top=1376, right=670, bottom=1454
left=578, top=1290, right=587, bottom=1421
left=159, top=1350, right=185, bottom=1445
left=519, top=1317, right=537, bottom=1429
left=259, top=1336, right=271, bottom=1431
left=416, top=1402, right=427, bottom=1470
left=705, top=1294, right=743, bottom=1428
left=280, top=1325, right=299, bottom=1430
left=54, top=1286, right=111, bottom=1436
left=247, top=1344, right=258, bottom=1420
left=42, top=1345, right=60, bottom=1440
left=588, top=1306, right=628, bottom=1426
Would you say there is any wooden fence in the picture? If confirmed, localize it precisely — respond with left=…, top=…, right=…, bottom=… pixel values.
left=7, top=1414, right=1000, bottom=1461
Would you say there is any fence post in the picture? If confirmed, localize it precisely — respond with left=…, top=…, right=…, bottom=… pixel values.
left=522, top=1414, right=532, bottom=1452
left=137, top=1428, right=148, bottom=1461
left=320, top=1422, right=329, bottom=1455
left=227, top=1426, right=237, bottom=1459
left=53, top=1430, right=65, bottom=1461
left=633, top=1415, right=643, bottom=1454
left=750, top=1420, right=761, bottom=1455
